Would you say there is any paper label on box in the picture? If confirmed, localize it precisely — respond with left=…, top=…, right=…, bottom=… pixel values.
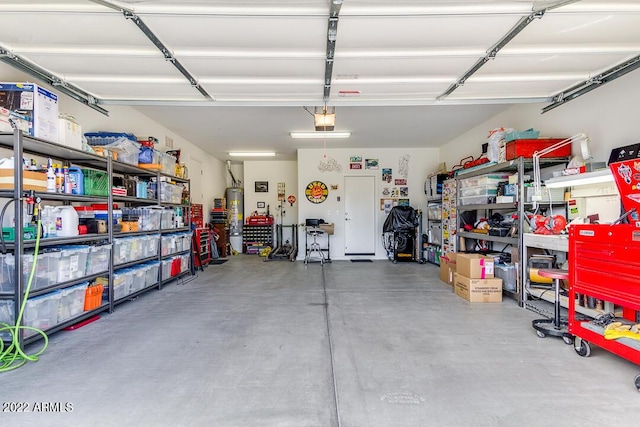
left=69, top=254, right=79, bottom=272
left=20, top=91, right=34, bottom=110
left=120, top=245, right=126, bottom=259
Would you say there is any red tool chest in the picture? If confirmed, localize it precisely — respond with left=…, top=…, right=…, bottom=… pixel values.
left=569, top=223, right=640, bottom=370
left=505, top=138, right=569, bottom=160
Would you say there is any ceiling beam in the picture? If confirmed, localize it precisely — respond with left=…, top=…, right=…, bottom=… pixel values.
left=0, top=45, right=109, bottom=116
left=542, top=54, right=640, bottom=113
left=323, top=0, right=343, bottom=104
left=437, top=0, right=580, bottom=100
left=89, top=0, right=212, bottom=100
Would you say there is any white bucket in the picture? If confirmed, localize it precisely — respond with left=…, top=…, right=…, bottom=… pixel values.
left=54, top=206, right=79, bottom=237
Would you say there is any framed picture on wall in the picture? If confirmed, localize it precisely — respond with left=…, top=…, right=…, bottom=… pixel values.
left=255, top=181, right=269, bottom=193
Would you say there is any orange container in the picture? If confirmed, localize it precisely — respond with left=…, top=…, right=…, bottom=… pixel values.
left=84, top=284, right=104, bottom=311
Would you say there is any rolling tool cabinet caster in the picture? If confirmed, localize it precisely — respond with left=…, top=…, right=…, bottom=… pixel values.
left=634, top=374, right=640, bottom=392
left=574, top=337, right=591, bottom=357
left=562, top=335, right=574, bottom=345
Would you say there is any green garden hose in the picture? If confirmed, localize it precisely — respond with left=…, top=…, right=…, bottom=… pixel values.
left=0, top=219, right=48, bottom=372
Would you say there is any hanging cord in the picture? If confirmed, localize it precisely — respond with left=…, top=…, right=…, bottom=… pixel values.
left=0, top=216, right=48, bottom=372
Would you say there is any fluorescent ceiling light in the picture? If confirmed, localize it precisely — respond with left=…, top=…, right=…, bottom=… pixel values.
left=229, top=152, right=276, bottom=157
left=290, top=132, right=351, bottom=139
left=544, top=169, right=614, bottom=189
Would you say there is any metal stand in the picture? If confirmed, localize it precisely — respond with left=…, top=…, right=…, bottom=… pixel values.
left=267, top=224, right=298, bottom=261
left=304, top=227, right=325, bottom=264
left=532, top=268, right=574, bottom=345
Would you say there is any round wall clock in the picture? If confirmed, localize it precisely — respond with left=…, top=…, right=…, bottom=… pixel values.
left=305, top=180, right=329, bottom=204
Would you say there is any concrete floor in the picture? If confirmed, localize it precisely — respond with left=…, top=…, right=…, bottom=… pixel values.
left=2, top=256, right=639, bottom=426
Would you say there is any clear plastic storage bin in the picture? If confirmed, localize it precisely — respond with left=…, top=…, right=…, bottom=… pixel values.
left=458, top=174, right=512, bottom=189
left=23, top=291, right=61, bottom=337
left=180, top=254, right=190, bottom=273
left=459, top=195, right=494, bottom=206
left=147, top=234, right=160, bottom=258
left=129, top=267, right=146, bottom=293
left=129, top=237, right=144, bottom=261
left=55, top=246, right=90, bottom=282
left=161, top=235, right=177, bottom=256
left=0, top=299, right=14, bottom=340
left=144, top=262, right=159, bottom=287
left=0, top=253, right=11, bottom=292
left=113, top=238, right=131, bottom=265
left=108, top=272, right=125, bottom=301
left=139, top=207, right=161, bottom=231
left=11, top=252, right=60, bottom=291
left=161, top=258, right=173, bottom=280
left=87, top=244, right=111, bottom=275
left=160, top=152, right=177, bottom=175
left=460, top=185, right=499, bottom=198
left=160, top=209, right=174, bottom=229
left=57, top=283, right=88, bottom=323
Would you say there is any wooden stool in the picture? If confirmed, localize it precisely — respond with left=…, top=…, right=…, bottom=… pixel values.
left=532, top=268, right=574, bottom=345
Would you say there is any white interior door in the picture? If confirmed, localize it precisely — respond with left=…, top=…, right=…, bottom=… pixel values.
left=344, top=176, right=376, bottom=255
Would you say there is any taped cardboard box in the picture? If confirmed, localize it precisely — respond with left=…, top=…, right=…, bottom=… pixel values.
left=456, top=253, right=494, bottom=279
left=439, top=253, right=457, bottom=285
left=0, top=169, right=47, bottom=191
left=454, top=273, right=503, bottom=303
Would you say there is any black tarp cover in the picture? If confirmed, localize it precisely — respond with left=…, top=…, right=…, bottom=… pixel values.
left=383, top=206, right=418, bottom=233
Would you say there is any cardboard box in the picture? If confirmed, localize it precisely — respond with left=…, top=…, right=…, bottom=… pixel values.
left=0, top=83, right=59, bottom=142
left=439, top=252, right=457, bottom=285
left=319, top=223, right=334, bottom=235
left=0, top=169, right=47, bottom=191
left=456, top=253, right=494, bottom=279
left=439, top=256, right=449, bottom=283
left=454, top=273, right=503, bottom=303
left=58, top=118, right=82, bottom=150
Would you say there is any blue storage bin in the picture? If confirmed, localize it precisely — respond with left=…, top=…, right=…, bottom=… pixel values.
left=504, top=129, right=540, bottom=142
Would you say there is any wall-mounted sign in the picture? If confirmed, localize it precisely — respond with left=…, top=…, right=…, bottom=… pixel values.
left=305, top=180, right=329, bottom=204
left=277, top=182, right=285, bottom=201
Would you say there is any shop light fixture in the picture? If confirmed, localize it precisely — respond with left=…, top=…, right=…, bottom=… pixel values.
left=314, top=106, right=335, bottom=131
left=532, top=133, right=591, bottom=205
left=544, top=169, right=614, bottom=189
left=290, top=132, right=351, bottom=139
left=228, top=152, right=276, bottom=157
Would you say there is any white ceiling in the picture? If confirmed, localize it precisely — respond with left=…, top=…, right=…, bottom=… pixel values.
left=1, top=0, right=639, bottom=161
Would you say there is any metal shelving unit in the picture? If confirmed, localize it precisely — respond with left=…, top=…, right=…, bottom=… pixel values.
left=454, top=157, right=569, bottom=306
left=0, top=131, right=113, bottom=348
left=0, top=130, right=191, bottom=349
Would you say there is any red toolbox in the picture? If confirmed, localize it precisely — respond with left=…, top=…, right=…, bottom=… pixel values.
left=567, top=156, right=640, bottom=389
left=505, top=138, right=569, bottom=160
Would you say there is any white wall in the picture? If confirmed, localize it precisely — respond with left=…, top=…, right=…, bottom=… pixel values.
left=243, top=160, right=298, bottom=225
left=439, top=70, right=640, bottom=167
left=297, top=147, right=440, bottom=260
left=1, top=63, right=226, bottom=217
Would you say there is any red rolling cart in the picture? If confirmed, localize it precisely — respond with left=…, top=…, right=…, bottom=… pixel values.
left=568, top=155, right=640, bottom=391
